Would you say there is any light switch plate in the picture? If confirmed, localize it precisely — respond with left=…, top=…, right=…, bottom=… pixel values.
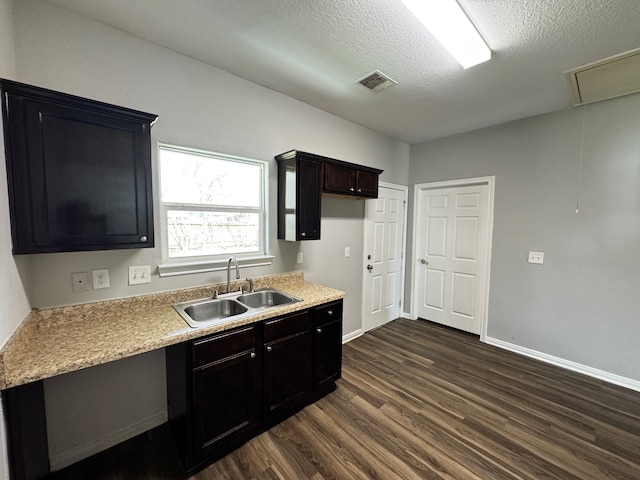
left=297, top=252, right=304, bottom=264
left=528, top=251, right=544, bottom=264
left=129, top=265, right=151, bottom=285
left=92, top=269, right=110, bottom=289
left=344, top=246, right=350, bottom=258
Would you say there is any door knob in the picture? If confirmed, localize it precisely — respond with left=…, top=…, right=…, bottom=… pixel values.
left=367, top=254, right=371, bottom=260
left=420, top=259, right=428, bottom=265
left=367, top=264, right=373, bottom=271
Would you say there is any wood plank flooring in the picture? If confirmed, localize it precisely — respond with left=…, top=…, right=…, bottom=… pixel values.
left=52, top=319, right=640, bottom=479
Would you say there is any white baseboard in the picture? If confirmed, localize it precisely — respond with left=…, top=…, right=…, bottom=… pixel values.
left=485, top=337, right=640, bottom=393
left=343, top=328, right=363, bottom=344
left=49, top=411, right=168, bottom=472
left=401, top=311, right=414, bottom=320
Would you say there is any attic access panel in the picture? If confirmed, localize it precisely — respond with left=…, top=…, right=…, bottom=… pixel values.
left=565, top=47, right=640, bottom=105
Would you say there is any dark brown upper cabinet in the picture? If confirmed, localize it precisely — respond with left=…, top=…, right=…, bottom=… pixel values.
left=276, top=151, right=322, bottom=241
left=276, top=150, right=382, bottom=241
left=323, top=162, right=379, bottom=198
left=0, top=79, right=157, bottom=254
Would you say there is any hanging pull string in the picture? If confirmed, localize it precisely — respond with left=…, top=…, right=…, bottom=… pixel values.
left=575, top=103, right=587, bottom=214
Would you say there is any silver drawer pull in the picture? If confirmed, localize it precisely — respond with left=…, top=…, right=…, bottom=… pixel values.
left=250, top=351, right=256, bottom=359
left=316, top=328, right=322, bottom=334
left=327, top=310, right=333, bottom=316
left=266, top=346, right=272, bottom=353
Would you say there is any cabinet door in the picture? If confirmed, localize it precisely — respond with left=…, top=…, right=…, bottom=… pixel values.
left=355, top=170, right=379, bottom=197
left=323, top=163, right=354, bottom=194
left=313, top=320, right=342, bottom=392
left=277, top=156, right=320, bottom=241
left=297, top=158, right=321, bottom=240
left=264, top=331, right=311, bottom=416
left=313, top=301, right=343, bottom=393
left=192, top=347, right=260, bottom=458
left=263, top=311, right=311, bottom=417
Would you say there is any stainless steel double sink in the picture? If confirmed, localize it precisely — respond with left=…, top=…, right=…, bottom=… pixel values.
left=173, top=288, right=301, bottom=328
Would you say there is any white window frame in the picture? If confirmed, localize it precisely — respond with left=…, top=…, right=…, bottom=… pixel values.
left=157, top=143, right=273, bottom=277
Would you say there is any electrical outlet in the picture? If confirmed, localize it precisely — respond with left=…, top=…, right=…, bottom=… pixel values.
left=128, top=265, right=151, bottom=285
left=344, top=246, right=350, bottom=258
left=71, top=272, right=90, bottom=292
left=297, top=252, right=304, bottom=264
left=528, top=251, right=544, bottom=264
left=92, top=269, right=110, bottom=289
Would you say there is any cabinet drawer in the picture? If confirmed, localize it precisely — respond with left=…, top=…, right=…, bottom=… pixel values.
left=314, top=301, right=342, bottom=325
left=192, top=325, right=257, bottom=368
left=264, top=311, right=310, bottom=342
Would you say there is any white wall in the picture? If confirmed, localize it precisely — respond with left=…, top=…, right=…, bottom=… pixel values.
left=0, top=0, right=32, bottom=478
left=408, top=93, right=640, bottom=385
left=0, top=0, right=30, bottom=347
left=11, top=0, right=409, bottom=468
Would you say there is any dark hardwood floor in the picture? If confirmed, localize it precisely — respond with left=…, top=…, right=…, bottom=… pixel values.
left=52, top=319, right=640, bottom=479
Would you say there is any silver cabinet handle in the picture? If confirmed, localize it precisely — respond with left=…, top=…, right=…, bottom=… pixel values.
left=316, top=328, right=322, bottom=334
left=420, top=259, right=428, bottom=265
left=266, top=346, right=272, bottom=353
left=250, top=351, right=256, bottom=359
left=349, top=187, right=355, bottom=192
left=301, top=232, right=306, bottom=237
left=140, top=235, right=148, bottom=242
left=327, top=310, right=333, bottom=316
left=357, top=188, right=362, bottom=192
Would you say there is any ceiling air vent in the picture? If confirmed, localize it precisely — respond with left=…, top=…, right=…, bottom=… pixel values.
left=356, top=70, right=397, bottom=92
left=564, top=47, right=640, bottom=105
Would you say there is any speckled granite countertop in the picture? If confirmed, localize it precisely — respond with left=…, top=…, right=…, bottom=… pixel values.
left=0, top=272, right=345, bottom=390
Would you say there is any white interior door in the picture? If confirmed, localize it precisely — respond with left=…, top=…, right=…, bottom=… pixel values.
left=363, top=185, right=406, bottom=332
left=416, top=183, right=489, bottom=335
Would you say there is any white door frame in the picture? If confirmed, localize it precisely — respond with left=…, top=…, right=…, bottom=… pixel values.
left=361, top=182, right=409, bottom=335
left=410, top=176, right=495, bottom=342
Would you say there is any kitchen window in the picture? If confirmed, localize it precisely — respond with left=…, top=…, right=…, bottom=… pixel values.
left=157, top=144, right=271, bottom=277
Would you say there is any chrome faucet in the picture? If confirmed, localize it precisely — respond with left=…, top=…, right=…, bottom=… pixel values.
left=227, top=256, right=240, bottom=293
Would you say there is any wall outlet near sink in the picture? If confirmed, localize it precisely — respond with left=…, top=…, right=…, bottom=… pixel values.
left=92, top=269, right=110, bottom=289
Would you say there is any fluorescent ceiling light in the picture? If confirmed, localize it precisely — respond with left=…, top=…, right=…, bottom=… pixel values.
left=400, top=0, right=491, bottom=69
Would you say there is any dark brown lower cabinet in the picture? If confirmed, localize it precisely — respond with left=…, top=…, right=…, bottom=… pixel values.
left=166, top=324, right=260, bottom=473
left=312, top=301, right=343, bottom=395
left=263, top=312, right=311, bottom=420
left=192, top=344, right=260, bottom=455
left=166, top=300, right=342, bottom=475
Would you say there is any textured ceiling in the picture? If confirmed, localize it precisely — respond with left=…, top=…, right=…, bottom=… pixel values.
left=45, top=0, right=640, bottom=144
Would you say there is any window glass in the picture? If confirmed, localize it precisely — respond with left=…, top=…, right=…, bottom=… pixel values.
left=159, top=145, right=266, bottom=260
